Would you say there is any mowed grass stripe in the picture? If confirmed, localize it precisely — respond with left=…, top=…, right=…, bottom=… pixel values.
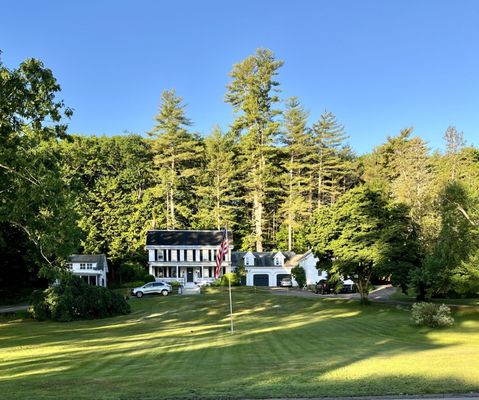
left=1, top=288, right=479, bottom=399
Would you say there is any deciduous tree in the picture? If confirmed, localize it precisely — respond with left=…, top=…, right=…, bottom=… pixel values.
left=0, top=55, right=79, bottom=276
left=309, top=185, right=418, bottom=303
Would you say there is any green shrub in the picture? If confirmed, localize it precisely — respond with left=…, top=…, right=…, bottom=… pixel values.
left=291, top=266, right=306, bottom=289
left=29, top=289, right=49, bottom=321
left=29, top=275, right=131, bottom=322
left=122, top=280, right=146, bottom=289
left=121, top=274, right=155, bottom=288
left=306, top=284, right=316, bottom=292
left=143, top=274, right=156, bottom=283
left=119, top=263, right=147, bottom=283
left=213, top=273, right=239, bottom=287
left=235, top=264, right=246, bottom=285
left=411, top=302, right=454, bottom=328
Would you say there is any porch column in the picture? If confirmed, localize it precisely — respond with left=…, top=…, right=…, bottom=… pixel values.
left=176, top=266, right=179, bottom=281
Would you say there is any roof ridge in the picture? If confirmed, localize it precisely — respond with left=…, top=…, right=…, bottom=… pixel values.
left=148, top=229, right=228, bottom=232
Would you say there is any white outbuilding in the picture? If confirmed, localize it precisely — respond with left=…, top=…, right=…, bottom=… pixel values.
left=67, top=254, right=109, bottom=287
left=231, top=250, right=327, bottom=287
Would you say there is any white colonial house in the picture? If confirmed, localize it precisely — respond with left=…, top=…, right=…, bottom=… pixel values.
left=146, top=230, right=233, bottom=285
left=67, top=254, right=108, bottom=287
left=144, top=229, right=352, bottom=289
left=231, top=250, right=327, bottom=287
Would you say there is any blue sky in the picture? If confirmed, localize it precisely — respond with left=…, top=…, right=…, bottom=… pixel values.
left=2, top=0, right=478, bottom=154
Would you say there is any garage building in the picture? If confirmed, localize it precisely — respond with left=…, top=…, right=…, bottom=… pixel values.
left=231, top=250, right=326, bottom=287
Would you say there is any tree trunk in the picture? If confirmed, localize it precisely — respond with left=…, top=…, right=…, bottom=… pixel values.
left=317, top=173, right=322, bottom=209
left=170, top=159, right=176, bottom=229
left=216, top=172, right=221, bottom=230
left=416, top=283, right=427, bottom=301
left=288, top=223, right=292, bottom=252
left=308, top=172, right=313, bottom=216
left=254, top=190, right=263, bottom=252
left=288, top=164, right=293, bottom=252
left=165, top=187, right=171, bottom=229
left=356, top=268, right=371, bottom=305
left=358, top=286, right=370, bottom=304
left=253, top=152, right=265, bottom=252
left=170, top=184, right=176, bottom=229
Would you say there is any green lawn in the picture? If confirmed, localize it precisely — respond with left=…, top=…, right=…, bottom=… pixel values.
left=389, top=288, right=479, bottom=306
left=1, top=288, right=479, bottom=400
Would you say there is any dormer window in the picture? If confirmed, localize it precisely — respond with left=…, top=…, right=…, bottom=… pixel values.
left=244, top=252, right=255, bottom=266
left=273, top=252, right=285, bottom=266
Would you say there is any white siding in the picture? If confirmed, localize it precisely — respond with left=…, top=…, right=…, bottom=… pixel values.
left=245, top=267, right=295, bottom=287
left=299, top=252, right=322, bottom=285
left=149, top=250, right=155, bottom=262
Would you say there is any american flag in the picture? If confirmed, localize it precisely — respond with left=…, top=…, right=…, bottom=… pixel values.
left=214, top=231, right=229, bottom=279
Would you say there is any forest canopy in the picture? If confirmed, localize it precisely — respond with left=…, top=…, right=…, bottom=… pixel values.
left=1, top=49, right=478, bottom=300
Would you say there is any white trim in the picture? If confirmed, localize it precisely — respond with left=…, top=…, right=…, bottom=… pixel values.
left=146, top=245, right=234, bottom=250
left=148, top=262, right=231, bottom=267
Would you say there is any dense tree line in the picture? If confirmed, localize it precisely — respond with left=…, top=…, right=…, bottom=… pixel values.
left=1, top=49, right=478, bottom=300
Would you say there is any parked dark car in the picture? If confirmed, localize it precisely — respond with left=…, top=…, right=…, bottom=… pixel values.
left=315, top=280, right=331, bottom=294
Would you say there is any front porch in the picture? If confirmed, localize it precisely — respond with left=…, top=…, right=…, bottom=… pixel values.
left=158, top=277, right=216, bottom=286
left=75, top=273, right=103, bottom=286
left=150, top=265, right=226, bottom=285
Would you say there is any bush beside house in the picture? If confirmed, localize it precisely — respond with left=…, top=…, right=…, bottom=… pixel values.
left=291, top=266, right=306, bottom=288
left=212, top=273, right=240, bottom=287
left=30, top=275, right=130, bottom=322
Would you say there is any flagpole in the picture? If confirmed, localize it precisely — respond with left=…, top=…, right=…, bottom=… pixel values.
left=228, top=273, right=234, bottom=334
left=225, top=227, right=234, bottom=334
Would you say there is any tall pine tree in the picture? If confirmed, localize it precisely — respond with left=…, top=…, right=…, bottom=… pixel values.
left=149, top=89, right=202, bottom=229
left=443, top=125, right=466, bottom=180
left=225, top=48, right=283, bottom=251
left=194, top=126, right=238, bottom=230
left=310, top=111, right=349, bottom=209
left=278, top=97, right=311, bottom=251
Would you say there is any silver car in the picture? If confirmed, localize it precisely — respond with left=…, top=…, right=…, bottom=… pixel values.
left=280, top=277, right=293, bottom=287
left=131, top=281, right=172, bottom=298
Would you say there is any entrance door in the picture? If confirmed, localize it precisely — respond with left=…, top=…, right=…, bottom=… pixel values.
left=186, top=267, right=194, bottom=282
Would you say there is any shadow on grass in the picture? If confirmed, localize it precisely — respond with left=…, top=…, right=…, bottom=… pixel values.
left=0, top=288, right=478, bottom=399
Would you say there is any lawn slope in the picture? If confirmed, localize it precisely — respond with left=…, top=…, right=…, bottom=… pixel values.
left=1, top=288, right=478, bottom=399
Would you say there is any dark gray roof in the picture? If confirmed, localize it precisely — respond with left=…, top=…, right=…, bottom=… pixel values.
left=69, top=254, right=107, bottom=270
left=231, top=251, right=302, bottom=267
left=146, top=230, right=233, bottom=246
